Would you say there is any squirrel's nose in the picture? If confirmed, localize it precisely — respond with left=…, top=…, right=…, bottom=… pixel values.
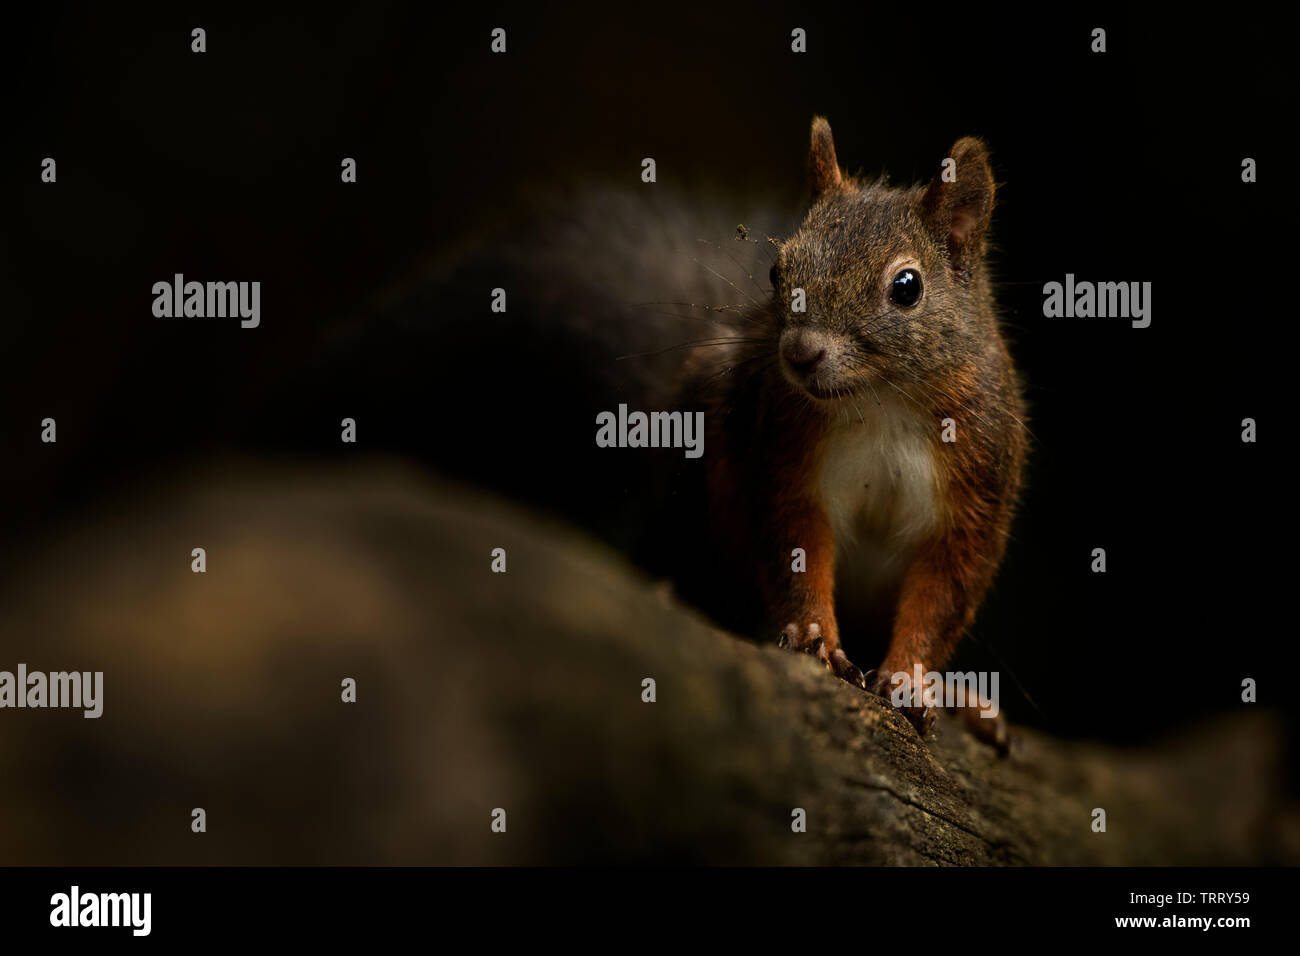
left=781, top=337, right=826, bottom=374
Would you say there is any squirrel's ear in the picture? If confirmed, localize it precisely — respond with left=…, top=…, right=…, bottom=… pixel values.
left=807, top=116, right=844, bottom=201
left=921, top=137, right=995, bottom=280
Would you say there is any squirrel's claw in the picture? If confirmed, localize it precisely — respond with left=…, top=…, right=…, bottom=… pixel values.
left=864, top=667, right=936, bottom=740
left=778, top=622, right=867, bottom=690
left=865, top=666, right=1013, bottom=752
left=906, top=705, right=937, bottom=739
left=778, top=621, right=827, bottom=664
left=829, top=648, right=866, bottom=689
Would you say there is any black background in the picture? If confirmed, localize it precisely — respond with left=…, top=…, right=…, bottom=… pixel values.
left=1, top=4, right=1291, bottom=748
left=1, top=865, right=1284, bottom=942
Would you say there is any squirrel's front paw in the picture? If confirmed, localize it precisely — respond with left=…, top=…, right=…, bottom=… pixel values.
left=901, top=704, right=936, bottom=738
left=865, top=669, right=935, bottom=739
left=778, top=621, right=829, bottom=662
left=777, top=622, right=867, bottom=689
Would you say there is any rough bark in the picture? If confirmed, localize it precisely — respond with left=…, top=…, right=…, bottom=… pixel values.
left=0, top=461, right=1294, bottom=865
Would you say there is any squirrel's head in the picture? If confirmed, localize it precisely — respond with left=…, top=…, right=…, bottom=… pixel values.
left=770, top=116, right=996, bottom=404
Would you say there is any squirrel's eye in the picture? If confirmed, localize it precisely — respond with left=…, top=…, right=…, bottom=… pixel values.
left=769, top=262, right=780, bottom=288
left=889, top=268, right=923, bottom=307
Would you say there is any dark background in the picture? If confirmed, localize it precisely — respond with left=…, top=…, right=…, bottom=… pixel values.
left=1, top=3, right=1291, bottom=747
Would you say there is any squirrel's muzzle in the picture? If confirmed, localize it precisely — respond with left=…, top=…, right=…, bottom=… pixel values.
left=781, top=334, right=827, bottom=375
left=779, top=327, right=856, bottom=400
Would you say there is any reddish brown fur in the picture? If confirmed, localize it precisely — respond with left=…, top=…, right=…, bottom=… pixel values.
left=690, top=117, right=1027, bottom=741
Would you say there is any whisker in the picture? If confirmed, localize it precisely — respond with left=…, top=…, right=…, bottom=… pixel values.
left=689, top=255, right=765, bottom=310
left=629, top=303, right=766, bottom=329
left=613, top=336, right=770, bottom=362
left=694, top=237, right=771, bottom=300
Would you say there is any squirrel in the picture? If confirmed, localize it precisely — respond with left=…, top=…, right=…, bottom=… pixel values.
left=286, top=115, right=1026, bottom=748
left=667, top=117, right=1027, bottom=745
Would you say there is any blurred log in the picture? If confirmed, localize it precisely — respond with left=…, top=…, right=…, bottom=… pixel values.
left=0, top=461, right=1294, bottom=865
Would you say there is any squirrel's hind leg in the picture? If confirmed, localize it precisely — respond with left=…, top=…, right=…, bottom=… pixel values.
left=946, top=698, right=1014, bottom=755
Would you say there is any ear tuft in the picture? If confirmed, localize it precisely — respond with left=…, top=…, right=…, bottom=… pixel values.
left=808, top=116, right=844, bottom=201
left=921, top=137, right=995, bottom=280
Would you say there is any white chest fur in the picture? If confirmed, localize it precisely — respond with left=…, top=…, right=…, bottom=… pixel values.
left=816, top=395, right=941, bottom=576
